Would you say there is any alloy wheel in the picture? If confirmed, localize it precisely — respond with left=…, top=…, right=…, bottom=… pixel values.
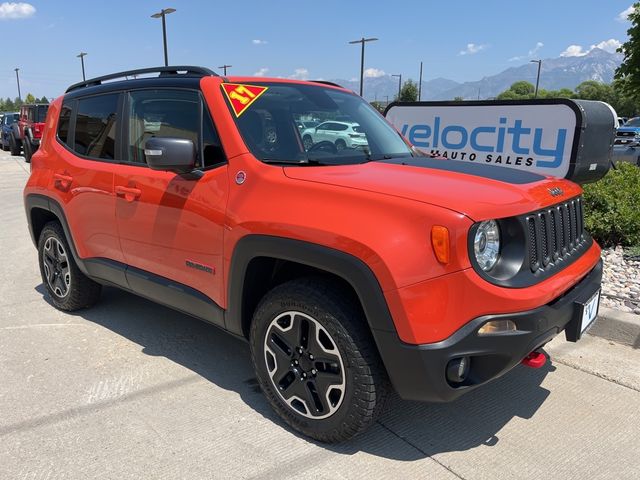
left=263, top=311, right=345, bottom=419
left=42, top=237, right=71, bottom=298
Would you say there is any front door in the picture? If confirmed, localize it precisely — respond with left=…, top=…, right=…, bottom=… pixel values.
left=114, top=88, right=228, bottom=314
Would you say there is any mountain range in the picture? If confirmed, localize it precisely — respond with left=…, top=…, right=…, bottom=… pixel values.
left=331, top=48, right=623, bottom=101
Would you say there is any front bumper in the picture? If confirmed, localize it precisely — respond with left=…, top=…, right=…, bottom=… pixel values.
left=375, top=259, right=603, bottom=402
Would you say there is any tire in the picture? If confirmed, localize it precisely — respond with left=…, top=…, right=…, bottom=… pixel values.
left=249, top=277, right=389, bottom=443
left=38, top=221, right=102, bottom=311
left=23, top=139, right=32, bottom=163
left=9, top=134, right=20, bottom=156
left=303, top=135, right=313, bottom=150
left=335, top=139, right=347, bottom=151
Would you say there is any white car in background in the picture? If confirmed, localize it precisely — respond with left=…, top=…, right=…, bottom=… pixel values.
left=301, top=121, right=368, bottom=151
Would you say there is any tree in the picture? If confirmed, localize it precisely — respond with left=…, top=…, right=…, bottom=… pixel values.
left=14, top=97, right=23, bottom=108
left=510, top=81, right=535, bottom=96
left=24, top=93, right=36, bottom=104
left=616, top=2, right=640, bottom=102
left=38, top=96, right=49, bottom=104
left=398, top=80, right=418, bottom=102
left=573, top=81, right=615, bottom=104
left=453, top=96, right=464, bottom=101
left=370, top=101, right=385, bottom=112
left=496, top=90, right=520, bottom=100
left=4, top=97, right=14, bottom=111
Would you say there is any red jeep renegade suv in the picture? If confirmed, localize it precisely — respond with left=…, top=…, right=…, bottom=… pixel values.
left=24, top=66, right=602, bottom=442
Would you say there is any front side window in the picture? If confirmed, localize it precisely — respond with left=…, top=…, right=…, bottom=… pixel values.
left=127, top=89, right=224, bottom=168
left=225, top=83, right=414, bottom=165
left=74, top=94, right=119, bottom=160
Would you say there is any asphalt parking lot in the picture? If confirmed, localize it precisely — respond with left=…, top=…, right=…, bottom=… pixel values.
left=1, top=150, right=639, bottom=479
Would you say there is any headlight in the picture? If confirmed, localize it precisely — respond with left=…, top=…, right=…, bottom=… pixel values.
left=474, top=220, right=500, bottom=271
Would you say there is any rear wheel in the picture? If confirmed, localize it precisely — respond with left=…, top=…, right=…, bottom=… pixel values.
left=303, top=135, right=313, bottom=150
left=23, top=139, right=32, bottom=163
left=249, top=277, right=389, bottom=443
left=9, top=134, right=20, bottom=156
left=335, top=139, right=346, bottom=151
left=38, top=222, right=102, bottom=311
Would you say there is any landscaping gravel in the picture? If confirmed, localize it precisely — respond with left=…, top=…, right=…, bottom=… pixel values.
left=601, top=246, right=640, bottom=314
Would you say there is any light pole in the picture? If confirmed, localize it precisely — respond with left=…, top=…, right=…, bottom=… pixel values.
left=151, top=8, right=176, bottom=66
left=530, top=59, right=542, bottom=98
left=392, top=74, right=402, bottom=100
left=77, top=52, right=87, bottom=81
left=418, top=61, right=423, bottom=101
left=348, top=37, right=378, bottom=97
left=14, top=68, right=21, bottom=101
left=218, top=64, right=232, bottom=75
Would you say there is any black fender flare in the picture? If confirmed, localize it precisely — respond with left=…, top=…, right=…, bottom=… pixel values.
left=224, top=235, right=398, bottom=337
left=24, top=193, right=90, bottom=276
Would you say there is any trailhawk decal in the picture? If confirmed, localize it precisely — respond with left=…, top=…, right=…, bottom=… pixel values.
left=221, top=83, right=268, bottom=117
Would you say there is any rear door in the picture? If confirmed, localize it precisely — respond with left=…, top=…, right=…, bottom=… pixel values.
left=52, top=93, right=124, bottom=265
left=113, top=88, right=228, bottom=314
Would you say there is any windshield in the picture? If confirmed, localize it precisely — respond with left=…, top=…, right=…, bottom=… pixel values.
left=225, top=83, right=414, bottom=165
left=623, top=117, right=640, bottom=127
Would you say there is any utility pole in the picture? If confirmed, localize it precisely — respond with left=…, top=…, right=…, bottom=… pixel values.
left=418, top=61, right=423, bottom=101
left=392, top=74, right=402, bottom=100
left=77, top=52, right=87, bottom=81
left=14, top=68, right=21, bottom=101
left=151, top=8, right=176, bottom=66
left=530, top=59, right=542, bottom=98
left=218, top=64, right=232, bottom=75
left=348, top=37, right=378, bottom=97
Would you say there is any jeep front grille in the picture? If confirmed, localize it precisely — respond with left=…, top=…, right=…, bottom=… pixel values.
left=526, top=197, right=585, bottom=273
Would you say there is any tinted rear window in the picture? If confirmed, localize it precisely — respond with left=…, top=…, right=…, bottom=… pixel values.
left=36, top=105, right=48, bottom=123
left=74, top=94, right=119, bottom=160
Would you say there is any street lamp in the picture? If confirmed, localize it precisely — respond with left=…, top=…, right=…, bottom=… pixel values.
left=14, top=68, right=21, bottom=101
left=77, top=52, right=87, bottom=81
left=151, top=8, right=176, bottom=66
left=218, top=64, right=232, bottom=75
left=348, top=37, right=378, bottom=97
left=530, top=59, right=542, bottom=98
left=392, top=74, right=402, bottom=100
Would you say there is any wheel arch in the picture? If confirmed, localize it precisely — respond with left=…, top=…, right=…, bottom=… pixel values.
left=24, top=193, right=88, bottom=275
left=225, top=235, right=398, bottom=340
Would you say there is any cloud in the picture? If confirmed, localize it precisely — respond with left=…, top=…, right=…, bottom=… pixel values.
left=509, top=41, right=544, bottom=62
left=254, top=67, right=269, bottom=77
left=560, top=38, right=621, bottom=57
left=363, top=68, right=385, bottom=78
left=289, top=68, right=309, bottom=80
left=252, top=39, right=268, bottom=45
left=617, top=5, right=634, bottom=22
left=458, top=43, right=487, bottom=56
left=0, top=2, right=35, bottom=19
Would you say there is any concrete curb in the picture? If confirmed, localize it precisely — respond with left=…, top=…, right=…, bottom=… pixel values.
left=589, top=306, right=640, bottom=348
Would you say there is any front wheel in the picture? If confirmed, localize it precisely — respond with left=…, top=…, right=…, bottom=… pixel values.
left=249, top=278, right=389, bottom=443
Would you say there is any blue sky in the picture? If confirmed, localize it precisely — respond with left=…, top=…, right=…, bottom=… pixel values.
left=0, top=0, right=635, bottom=100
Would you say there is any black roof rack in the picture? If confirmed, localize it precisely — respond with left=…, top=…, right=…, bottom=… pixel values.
left=311, top=80, right=343, bottom=88
left=66, top=66, right=217, bottom=93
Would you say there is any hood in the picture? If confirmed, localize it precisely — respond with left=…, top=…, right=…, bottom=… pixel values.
left=617, top=126, right=640, bottom=133
left=284, top=157, right=582, bottom=221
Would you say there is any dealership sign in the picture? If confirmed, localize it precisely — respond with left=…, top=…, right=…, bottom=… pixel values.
left=385, top=99, right=615, bottom=184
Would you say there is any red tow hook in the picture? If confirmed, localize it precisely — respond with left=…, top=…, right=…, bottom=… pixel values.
left=521, top=351, right=547, bottom=368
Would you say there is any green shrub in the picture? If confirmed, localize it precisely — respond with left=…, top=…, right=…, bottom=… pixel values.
left=582, top=162, right=640, bottom=247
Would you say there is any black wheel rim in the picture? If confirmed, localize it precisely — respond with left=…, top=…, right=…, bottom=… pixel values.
left=263, top=311, right=345, bottom=419
left=42, top=237, right=70, bottom=298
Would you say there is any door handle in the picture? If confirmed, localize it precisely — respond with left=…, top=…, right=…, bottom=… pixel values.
left=53, top=173, right=73, bottom=191
left=115, top=185, right=142, bottom=202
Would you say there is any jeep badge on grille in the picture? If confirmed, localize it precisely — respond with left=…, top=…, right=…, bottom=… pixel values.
left=548, top=187, right=564, bottom=197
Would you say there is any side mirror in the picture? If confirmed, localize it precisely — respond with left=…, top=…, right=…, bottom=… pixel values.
left=145, top=137, right=196, bottom=174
